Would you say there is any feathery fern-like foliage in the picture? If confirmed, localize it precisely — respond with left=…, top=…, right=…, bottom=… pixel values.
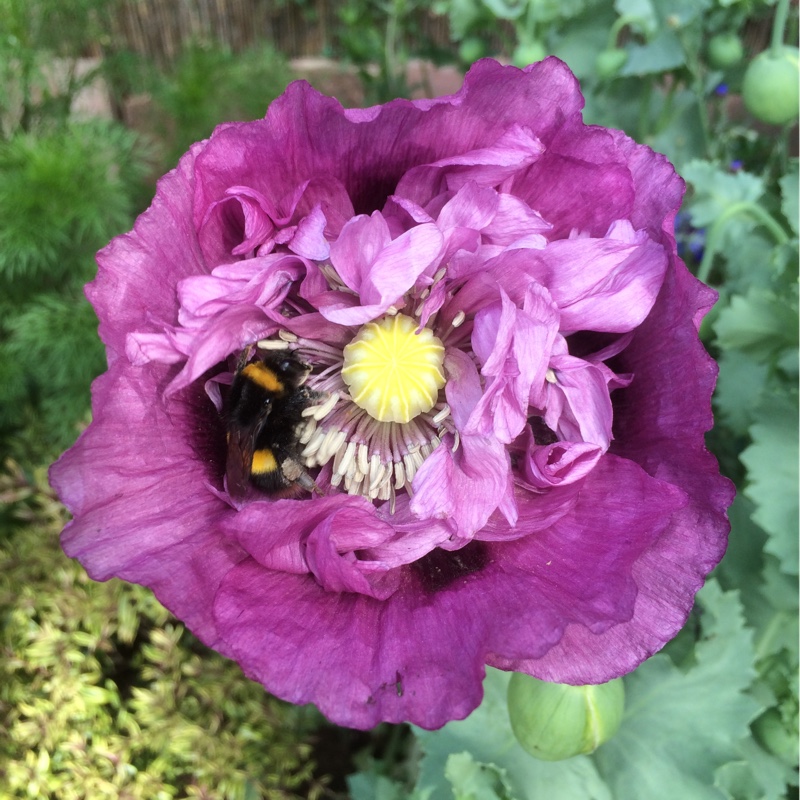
left=0, top=119, right=148, bottom=463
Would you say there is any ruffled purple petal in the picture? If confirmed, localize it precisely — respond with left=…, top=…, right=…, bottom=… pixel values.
left=323, top=214, right=444, bottom=324
left=410, top=433, right=515, bottom=538
left=520, top=427, right=603, bottom=488
left=214, top=562, right=486, bottom=729
left=544, top=354, right=614, bottom=449
left=469, top=285, right=559, bottom=442
left=50, top=362, right=241, bottom=649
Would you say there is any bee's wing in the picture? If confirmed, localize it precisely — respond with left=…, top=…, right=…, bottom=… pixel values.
left=225, top=424, right=257, bottom=499
left=225, top=400, right=272, bottom=498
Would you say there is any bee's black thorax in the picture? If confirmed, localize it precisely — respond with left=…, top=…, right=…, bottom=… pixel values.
left=225, top=352, right=320, bottom=496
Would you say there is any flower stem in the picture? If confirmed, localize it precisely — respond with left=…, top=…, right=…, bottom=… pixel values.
left=771, top=0, right=791, bottom=56
left=606, top=14, right=650, bottom=49
left=697, top=201, right=791, bottom=283
left=524, top=0, right=537, bottom=43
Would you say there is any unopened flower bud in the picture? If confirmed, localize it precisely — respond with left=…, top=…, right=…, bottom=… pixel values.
left=742, top=47, right=799, bottom=125
left=507, top=673, right=625, bottom=761
left=595, top=48, right=628, bottom=79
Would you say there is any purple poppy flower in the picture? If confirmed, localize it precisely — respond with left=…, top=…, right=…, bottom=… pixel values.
left=50, top=58, right=733, bottom=730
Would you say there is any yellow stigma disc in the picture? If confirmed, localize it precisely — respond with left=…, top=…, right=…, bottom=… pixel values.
left=341, top=314, right=446, bottom=423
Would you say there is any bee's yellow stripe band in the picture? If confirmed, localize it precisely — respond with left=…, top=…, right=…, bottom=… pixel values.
left=251, top=448, right=278, bottom=475
left=242, top=363, right=283, bottom=393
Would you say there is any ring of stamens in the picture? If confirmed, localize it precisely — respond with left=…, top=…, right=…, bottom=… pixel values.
left=255, top=282, right=461, bottom=510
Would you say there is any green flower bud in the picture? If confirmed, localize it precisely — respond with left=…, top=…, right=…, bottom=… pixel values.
left=595, top=48, right=628, bottom=79
left=742, top=46, right=799, bottom=126
left=707, top=33, right=744, bottom=69
left=507, top=673, right=625, bottom=761
left=459, top=37, right=488, bottom=64
left=512, top=41, right=548, bottom=68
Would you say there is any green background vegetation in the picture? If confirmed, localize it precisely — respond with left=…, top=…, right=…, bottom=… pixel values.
left=0, top=0, right=797, bottom=797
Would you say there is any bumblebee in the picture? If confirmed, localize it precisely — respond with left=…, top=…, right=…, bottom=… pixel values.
left=225, top=349, right=322, bottom=498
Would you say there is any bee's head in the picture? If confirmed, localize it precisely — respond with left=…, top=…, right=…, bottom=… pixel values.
left=262, top=352, right=312, bottom=388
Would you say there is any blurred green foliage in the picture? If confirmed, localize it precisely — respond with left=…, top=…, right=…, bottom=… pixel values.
left=0, top=121, right=146, bottom=463
left=150, top=42, right=293, bottom=168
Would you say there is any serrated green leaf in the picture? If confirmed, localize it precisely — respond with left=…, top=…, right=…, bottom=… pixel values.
left=779, top=165, right=798, bottom=236
left=713, top=350, right=768, bottom=434
left=445, top=752, right=517, bottom=800
left=740, top=400, right=799, bottom=575
left=682, top=161, right=765, bottom=227
left=594, top=581, right=761, bottom=800
left=714, top=224, right=781, bottom=293
left=413, top=669, right=612, bottom=800
left=716, top=495, right=767, bottom=603
left=776, top=346, right=799, bottom=379
left=760, top=559, right=800, bottom=620
left=713, top=289, right=799, bottom=359
left=348, top=772, right=416, bottom=800
left=715, top=738, right=797, bottom=800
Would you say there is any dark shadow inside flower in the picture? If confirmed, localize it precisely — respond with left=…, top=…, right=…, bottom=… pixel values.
left=412, top=540, right=490, bottom=592
left=180, top=372, right=230, bottom=485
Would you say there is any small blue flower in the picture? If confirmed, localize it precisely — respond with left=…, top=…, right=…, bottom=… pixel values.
left=675, top=212, right=706, bottom=262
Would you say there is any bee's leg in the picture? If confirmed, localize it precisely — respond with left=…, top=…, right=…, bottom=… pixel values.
left=236, top=343, right=256, bottom=371
left=280, top=456, right=323, bottom=495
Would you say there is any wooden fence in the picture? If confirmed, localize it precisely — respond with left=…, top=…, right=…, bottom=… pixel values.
left=110, top=0, right=452, bottom=64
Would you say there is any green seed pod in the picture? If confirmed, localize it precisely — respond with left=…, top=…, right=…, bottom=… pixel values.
left=742, top=46, right=799, bottom=125
left=507, top=673, right=625, bottom=761
left=512, top=40, right=548, bottom=68
left=595, top=48, right=628, bottom=79
left=707, top=33, right=744, bottom=69
left=459, top=36, right=487, bottom=65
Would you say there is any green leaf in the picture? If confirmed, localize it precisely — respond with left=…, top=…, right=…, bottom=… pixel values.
left=646, top=90, right=708, bottom=170
left=740, top=400, right=800, bottom=575
left=649, top=0, right=712, bottom=26
left=445, top=752, right=517, bottom=800
left=444, top=0, right=486, bottom=38
left=349, top=772, right=419, bottom=800
left=713, top=225, right=782, bottom=293
left=594, top=581, right=762, bottom=800
left=713, top=350, right=768, bottom=434
left=713, top=289, right=799, bottom=359
left=715, top=738, right=798, bottom=800
left=550, top=11, right=616, bottom=80
left=779, top=163, right=798, bottom=236
left=715, top=495, right=767, bottom=603
left=682, top=161, right=765, bottom=227
left=413, top=669, right=612, bottom=800
left=614, top=0, right=658, bottom=34
left=620, top=29, right=687, bottom=75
